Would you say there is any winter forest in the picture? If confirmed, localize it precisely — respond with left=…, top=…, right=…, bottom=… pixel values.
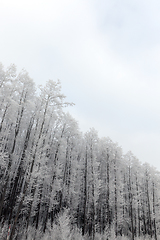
left=0, top=63, right=160, bottom=240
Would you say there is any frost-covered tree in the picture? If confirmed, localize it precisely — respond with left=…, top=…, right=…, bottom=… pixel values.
left=1, top=62, right=160, bottom=240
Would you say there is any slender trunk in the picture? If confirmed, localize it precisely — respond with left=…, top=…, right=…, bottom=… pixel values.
left=82, top=147, right=87, bottom=236
left=152, top=181, right=157, bottom=240
left=0, top=103, right=9, bottom=132
left=114, top=158, right=117, bottom=236
left=0, top=176, right=9, bottom=219
left=141, top=196, right=147, bottom=235
left=0, top=88, right=15, bottom=132
left=11, top=89, right=27, bottom=154
left=128, top=164, right=134, bottom=240
left=60, top=140, right=69, bottom=209
left=35, top=181, right=44, bottom=230
left=0, top=153, right=12, bottom=220
left=122, top=173, right=126, bottom=235
left=136, top=174, right=141, bottom=237
left=25, top=179, right=38, bottom=234
left=106, top=153, right=110, bottom=226
left=49, top=124, right=66, bottom=224
left=42, top=200, right=50, bottom=233
left=146, top=175, right=152, bottom=237
left=90, top=145, right=95, bottom=240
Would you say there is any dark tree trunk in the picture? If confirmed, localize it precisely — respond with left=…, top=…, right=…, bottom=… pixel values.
left=114, top=158, right=118, bottom=237
left=82, top=148, right=87, bottom=236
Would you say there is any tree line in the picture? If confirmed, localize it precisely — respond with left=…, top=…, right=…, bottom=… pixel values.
left=0, top=63, right=160, bottom=240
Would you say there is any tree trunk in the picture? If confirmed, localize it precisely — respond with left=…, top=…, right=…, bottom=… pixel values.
left=152, top=181, right=157, bottom=240
left=128, top=164, right=134, bottom=240
left=146, top=173, right=152, bottom=237
left=90, top=145, right=95, bottom=240
left=136, top=174, right=141, bottom=237
left=82, top=147, right=87, bottom=236
left=106, top=153, right=110, bottom=226
left=114, top=158, right=118, bottom=237
left=11, top=88, right=27, bottom=154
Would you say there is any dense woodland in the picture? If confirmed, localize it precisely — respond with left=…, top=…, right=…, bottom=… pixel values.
left=0, top=63, right=160, bottom=240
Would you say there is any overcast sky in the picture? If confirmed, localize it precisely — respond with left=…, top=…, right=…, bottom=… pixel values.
left=1, top=0, right=160, bottom=170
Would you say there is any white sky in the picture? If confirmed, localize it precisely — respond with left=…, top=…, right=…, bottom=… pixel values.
left=1, top=0, right=160, bottom=170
